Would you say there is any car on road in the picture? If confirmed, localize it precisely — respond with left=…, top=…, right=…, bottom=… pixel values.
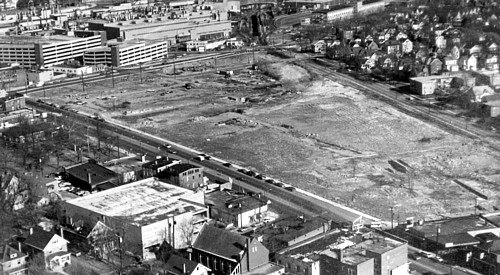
left=265, top=179, right=275, bottom=184
left=222, top=162, right=232, bottom=167
left=255, top=174, right=266, bottom=180
left=238, top=169, right=249, bottom=174
left=167, top=149, right=177, bottom=154
left=273, top=181, right=284, bottom=187
left=419, top=251, right=435, bottom=259
left=409, top=253, right=422, bottom=260
left=245, top=171, right=257, bottom=177
left=432, top=256, right=444, bottom=263
left=162, top=143, right=172, bottom=149
left=235, top=177, right=244, bottom=181
left=284, top=186, right=296, bottom=192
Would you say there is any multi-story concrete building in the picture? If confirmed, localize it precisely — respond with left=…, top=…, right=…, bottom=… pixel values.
left=60, top=178, right=208, bottom=260
left=0, top=31, right=106, bottom=68
left=142, top=156, right=180, bottom=178
left=83, top=40, right=168, bottom=67
left=0, top=94, right=25, bottom=114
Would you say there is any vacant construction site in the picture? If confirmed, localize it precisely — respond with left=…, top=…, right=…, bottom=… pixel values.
left=31, top=52, right=500, bottom=222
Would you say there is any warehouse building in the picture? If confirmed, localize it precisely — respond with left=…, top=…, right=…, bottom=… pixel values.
left=60, top=178, right=209, bottom=260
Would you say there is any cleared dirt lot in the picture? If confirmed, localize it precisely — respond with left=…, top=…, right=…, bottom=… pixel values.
left=33, top=53, right=500, bottom=222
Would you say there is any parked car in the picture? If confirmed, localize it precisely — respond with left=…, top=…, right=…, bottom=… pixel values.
left=162, top=143, right=172, bottom=149
left=265, top=179, right=275, bottom=184
left=284, top=186, right=296, bottom=192
left=432, top=256, right=444, bottom=263
left=245, top=171, right=257, bottom=177
left=419, top=251, right=434, bottom=259
left=222, top=162, right=232, bottom=167
left=273, top=181, right=284, bottom=187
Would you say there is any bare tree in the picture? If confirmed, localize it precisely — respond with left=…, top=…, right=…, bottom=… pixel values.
left=178, top=217, right=195, bottom=247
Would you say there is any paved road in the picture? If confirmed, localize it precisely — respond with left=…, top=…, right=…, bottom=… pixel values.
left=274, top=11, right=312, bottom=28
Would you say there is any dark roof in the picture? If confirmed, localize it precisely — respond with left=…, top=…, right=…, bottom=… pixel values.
left=1, top=245, right=26, bottom=263
left=436, top=233, right=480, bottom=247
left=165, top=254, right=201, bottom=275
left=65, top=162, right=116, bottom=186
left=192, top=225, right=248, bottom=261
left=167, top=164, right=201, bottom=175
left=24, top=227, right=55, bottom=251
left=142, top=156, right=179, bottom=169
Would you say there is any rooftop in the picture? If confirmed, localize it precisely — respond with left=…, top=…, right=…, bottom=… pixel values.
left=64, top=177, right=206, bottom=226
left=142, top=156, right=180, bottom=169
left=166, top=163, right=201, bottom=174
left=193, top=225, right=250, bottom=261
left=205, top=189, right=269, bottom=214
left=0, top=34, right=92, bottom=45
left=411, top=216, right=496, bottom=239
left=1, top=245, right=26, bottom=263
left=65, top=162, right=117, bottom=186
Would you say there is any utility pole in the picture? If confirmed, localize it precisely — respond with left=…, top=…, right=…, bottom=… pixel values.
left=116, top=135, right=120, bottom=159
left=81, top=74, right=85, bottom=93
left=390, top=206, right=394, bottom=230
left=139, top=62, right=143, bottom=84
left=436, top=225, right=440, bottom=254
left=111, top=65, right=115, bottom=88
left=43, top=84, right=46, bottom=97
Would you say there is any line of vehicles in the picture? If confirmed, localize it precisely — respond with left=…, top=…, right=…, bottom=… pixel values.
left=58, top=181, right=88, bottom=197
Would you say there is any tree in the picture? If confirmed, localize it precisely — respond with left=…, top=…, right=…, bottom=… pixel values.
left=64, top=261, right=100, bottom=275
left=27, top=253, right=52, bottom=275
left=178, top=217, right=195, bottom=247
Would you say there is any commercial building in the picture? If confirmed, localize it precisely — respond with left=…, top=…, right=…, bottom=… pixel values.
left=191, top=225, right=269, bottom=275
left=409, top=75, right=455, bottom=95
left=142, top=156, right=181, bottom=178
left=158, top=163, right=204, bottom=190
left=311, top=0, right=385, bottom=22
left=83, top=40, right=168, bottom=67
left=87, top=9, right=231, bottom=43
left=63, top=161, right=118, bottom=192
left=60, top=178, right=208, bottom=260
left=277, top=229, right=408, bottom=275
left=0, top=31, right=106, bottom=68
left=0, top=94, right=25, bottom=114
left=205, top=189, right=270, bottom=228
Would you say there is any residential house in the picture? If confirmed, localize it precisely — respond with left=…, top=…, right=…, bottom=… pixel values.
left=86, top=221, right=118, bottom=260
left=205, top=189, right=270, bottom=228
left=488, top=42, right=499, bottom=53
left=467, top=86, right=495, bottom=103
left=395, top=32, right=407, bottom=41
left=482, top=95, right=500, bottom=117
left=350, top=45, right=367, bottom=58
left=276, top=254, right=320, bottom=275
left=469, top=45, right=483, bottom=56
left=381, top=55, right=397, bottom=69
left=158, top=163, right=204, bottom=190
left=485, top=54, right=499, bottom=70
left=142, top=156, right=181, bottom=178
left=462, top=55, right=478, bottom=71
left=1, top=172, right=27, bottom=211
left=23, top=227, right=71, bottom=271
left=312, top=40, right=326, bottom=54
left=473, top=70, right=500, bottom=88
left=365, top=41, right=379, bottom=55
left=444, top=56, right=460, bottom=72
left=401, top=39, right=413, bottom=54
left=435, top=35, right=446, bottom=49
left=0, top=245, right=28, bottom=275
left=384, top=40, right=400, bottom=55
left=165, top=254, right=211, bottom=275
left=191, top=225, right=269, bottom=275
left=427, top=58, right=443, bottom=75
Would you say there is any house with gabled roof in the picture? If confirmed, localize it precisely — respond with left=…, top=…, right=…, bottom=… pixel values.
left=428, top=58, right=443, bottom=75
left=23, top=227, right=71, bottom=271
left=1, top=245, right=28, bottom=275
left=191, top=225, right=269, bottom=275
left=401, top=39, right=413, bottom=54
left=485, top=54, right=499, bottom=71
left=462, top=54, right=478, bottom=71
left=488, top=42, right=499, bottom=53
left=165, top=254, right=211, bottom=275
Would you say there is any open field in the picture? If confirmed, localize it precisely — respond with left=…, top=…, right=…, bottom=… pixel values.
left=31, top=53, right=500, bottom=222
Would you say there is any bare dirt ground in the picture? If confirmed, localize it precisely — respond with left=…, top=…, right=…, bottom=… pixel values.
left=33, top=53, right=500, bottom=221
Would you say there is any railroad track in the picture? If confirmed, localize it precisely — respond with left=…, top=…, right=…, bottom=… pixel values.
left=305, top=61, right=500, bottom=153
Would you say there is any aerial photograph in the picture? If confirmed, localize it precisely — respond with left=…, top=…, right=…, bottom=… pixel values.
left=0, top=0, right=500, bottom=274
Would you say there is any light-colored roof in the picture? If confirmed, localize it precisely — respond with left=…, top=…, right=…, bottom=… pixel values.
left=65, top=177, right=206, bottom=226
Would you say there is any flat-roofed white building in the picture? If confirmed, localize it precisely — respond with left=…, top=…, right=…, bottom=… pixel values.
left=60, top=178, right=208, bottom=260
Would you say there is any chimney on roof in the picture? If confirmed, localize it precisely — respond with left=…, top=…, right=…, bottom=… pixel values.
left=182, top=263, right=186, bottom=274
left=87, top=173, right=91, bottom=184
left=18, top=242, right=22, bottom=253
left=60, top=227, right=64, bottom=239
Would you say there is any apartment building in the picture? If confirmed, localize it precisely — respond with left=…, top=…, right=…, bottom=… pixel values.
left=84, top=40, right=168, bottom=67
